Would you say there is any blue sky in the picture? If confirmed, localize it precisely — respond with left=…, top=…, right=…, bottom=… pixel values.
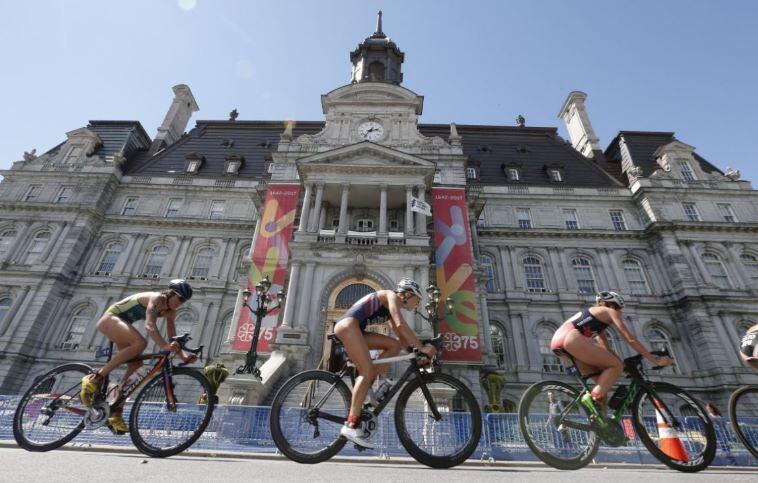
left=1, top=0, right=756, bottom=183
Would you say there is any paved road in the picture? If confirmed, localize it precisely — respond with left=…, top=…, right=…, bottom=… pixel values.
left=1, top=447, right=756, bottom=482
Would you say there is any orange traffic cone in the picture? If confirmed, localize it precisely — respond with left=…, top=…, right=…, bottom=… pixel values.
left=655, top=409, right=688, bottom=461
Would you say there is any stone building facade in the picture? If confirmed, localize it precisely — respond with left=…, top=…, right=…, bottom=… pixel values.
left=1, top=19, right=756, bottom=411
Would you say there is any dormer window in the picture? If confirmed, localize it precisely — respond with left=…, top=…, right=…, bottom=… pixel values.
left=466, top=167, right=478, bottom=179
left=679, top=161, right=696, bottom=181
left=62, top=145, right=83, bottom=164
left=224, top=154, right=244, bottom=175
left=503, top=163, right=522, bottom=182
left=184, top=153, right=205, bottom=174
left=508, top=168, right=520, bottom=181
left=550, top=169, right=563, bottom=182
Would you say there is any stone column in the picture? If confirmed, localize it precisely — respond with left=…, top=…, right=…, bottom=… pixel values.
left=415, top=185, right=427, bottom=235
left=298, top=183, right=312, bottom=233
left=280, top=261, right=302, bottom=328
left=295, top=262, right=316, bottom=328
left=468, top=213, right=481, bottom=259
left=405, top=185, right=414, bottom=235
left=379, top=184, right=388, bottom=234
left=479, top=292, right=493, bottom=361
left=338, top=183, right=350, bottom=234
left=308, top=183, right=324, bottom=232
left=687, top=242, right=711, bottom=285
left=724, top=242, right=751, bottom=288
left=547, top=247, right=567, bottom=291
left=318, top=204, right=327, bottom=231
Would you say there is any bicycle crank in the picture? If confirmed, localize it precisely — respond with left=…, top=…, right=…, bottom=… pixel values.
left=83, top=401, right=111, bottom=430
left=597, top=417, right=627, bottom=447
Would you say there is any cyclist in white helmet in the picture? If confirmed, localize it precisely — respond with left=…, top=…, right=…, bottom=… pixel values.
left=333, top=278, right=437, bottom=448
left=550, top=291, right=674, bottom=410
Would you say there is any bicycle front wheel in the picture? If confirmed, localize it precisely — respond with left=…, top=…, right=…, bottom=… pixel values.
left=269, top=370, right=352, bottom=464
left=129, top=367, right=215, bottom=457
left=518, top=380, right=600, bottom=470
left=394, top=372, right=482, bottom=468
left=13, top=363, right=92, bottom=452
left=729, top=385, right=758, bottom=458
left=632, top=382, right=715, bottom=473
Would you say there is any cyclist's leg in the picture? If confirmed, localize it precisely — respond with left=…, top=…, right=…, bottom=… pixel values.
left=563, top=330, right=622, bottom=402
left=363, top=332, right=402, bottom=378
left=334, top=317, right=376, bottom=425
left=95, top=315, right=148, bottom=378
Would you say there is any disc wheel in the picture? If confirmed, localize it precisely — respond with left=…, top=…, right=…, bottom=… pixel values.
left=728, top=385, right=758, bottom=458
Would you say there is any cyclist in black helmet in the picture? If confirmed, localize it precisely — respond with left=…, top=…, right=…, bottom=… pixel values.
left=333, top=278, right=437, bottom=448
left=79, top=279, right=197, bottom=433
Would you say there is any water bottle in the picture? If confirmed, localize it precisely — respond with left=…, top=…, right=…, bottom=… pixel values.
left=105, top=381, right=121, bottom=405
left=374, top=378, right=395, bottom=403
left=608, top=384, right=628, bottom=410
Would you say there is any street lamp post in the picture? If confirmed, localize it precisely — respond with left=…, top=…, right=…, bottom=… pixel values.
left=236, top=276, right=285, bottom=378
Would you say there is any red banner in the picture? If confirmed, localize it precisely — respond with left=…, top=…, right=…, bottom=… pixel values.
left=431, top=187, right=482, bottom=362
left=232, top=184, right=300, bottom=353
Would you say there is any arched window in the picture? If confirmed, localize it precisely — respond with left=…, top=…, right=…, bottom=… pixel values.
left=523, top=257, right=546, bottom=292
left=335, top=283, right=374, bottom=309
left=740, top=253, right=758, bottom=285
left=537, top=324, right=563, bottom=373
left=623, top=258, right=650, bottom=295
left=646, top=326, right=679, bottom=374
left=572, top=257, right=595, bottom=294
left=61, top=305, right=95, bottom=350
left=702, top=252, right=731, bottom=288
left=144, top=245, right=169, bottom=276
left=175, top=311, right=196, bottom=337
left=25, top=231, right=51, bottom=264
left=191, top=247, right=215, bottom=278
left=480, top=255, right=497, bottom=292
left=0, top=297, right=12, bottom=324
left=368, top=61, right=385, bottom=81
left=0, top=230, right=17, bottom=256
left=490, top=322, right=506, bottom=369
left=97, top=241, right=124, bottom=273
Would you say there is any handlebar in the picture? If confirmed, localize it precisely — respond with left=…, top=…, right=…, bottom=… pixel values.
left=164, top=333, right=204, bottom=365
left=623, top=349, right=670, bottom=373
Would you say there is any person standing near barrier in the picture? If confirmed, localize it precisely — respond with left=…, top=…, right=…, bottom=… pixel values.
left=545, top=391, right=570, bottom=447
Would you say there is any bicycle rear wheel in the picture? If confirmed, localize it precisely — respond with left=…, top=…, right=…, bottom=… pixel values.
left=394, top=373, right=482, bottom=468
left=269, top=370, right=351, bottom=464
left=631, top=382, right=715, bottom=473
left=13, top=363, right=92, bottom=452
left=728, top=385, right=758, bottom=458
left=518, top=380, right=600, bottom=470
left=129, top=367, right=214, bottom=457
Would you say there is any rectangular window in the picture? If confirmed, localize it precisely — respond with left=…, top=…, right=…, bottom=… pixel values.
left=63, top=145, right=82, bottom=164
left=680, top=161, right=696, bottom=181
left=23, top=185, right=43, bottom=202
left=682, top=202, right=701, bottom=221
left=550, top=169, right=563, bottom=182
left=562, top=209, right=579, bottom=230
left=55, top=186, right=73, bottom=203
left=389, top=220, right=400, bottom=231
left=266, top=163, right=274, bottom=174
left=186, top=160, right=201, bottom=173
left=717, top=203, right=737, bottom=223
left=165, top=198, right=183, bottom=218
left=609, top=210, right=627, bottom=231
left=121, top=197, right=139, bottom=216
left=466, top=167, right=477, bottom=179
left=508, top=168, right=520, bottom=181
left=209, top=200, right=225, bottom=220
left=516, top=208, right=532, bottom=229
left=226, top=160, right=241, bottom=174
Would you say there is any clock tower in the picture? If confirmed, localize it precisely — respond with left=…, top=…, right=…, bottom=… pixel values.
left=350, top=11, right=405, bottom=85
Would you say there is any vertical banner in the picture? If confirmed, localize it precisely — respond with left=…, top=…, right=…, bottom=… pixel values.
left=231, top=184, right=300, bottom=353
left=431, top=187, right=482, bottom=362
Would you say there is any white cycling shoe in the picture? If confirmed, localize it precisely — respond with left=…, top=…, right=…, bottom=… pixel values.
left=340, top=424, right=376, bottom=449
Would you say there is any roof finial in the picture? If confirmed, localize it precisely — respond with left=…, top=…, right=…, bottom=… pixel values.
left=375, top=10, right=383, bottom=35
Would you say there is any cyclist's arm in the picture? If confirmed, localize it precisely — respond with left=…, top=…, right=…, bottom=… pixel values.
left=165, top=310, right=177, bottom=339
left=387, top=293, right=424, bottom=349
left=610, top=310, right=665, bottom=364
left=145, top=295, right=172, bottom=351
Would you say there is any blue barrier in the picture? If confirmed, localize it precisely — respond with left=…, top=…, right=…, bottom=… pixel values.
left=0, top=395, right=756, bottom=466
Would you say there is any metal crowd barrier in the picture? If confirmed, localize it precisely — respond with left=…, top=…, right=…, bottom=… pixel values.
left=0, top=395, right=755, bottom=466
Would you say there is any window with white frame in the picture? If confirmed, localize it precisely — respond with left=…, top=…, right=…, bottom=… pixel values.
left=702, top=252, right=731, bottom=288
left=175, top=311, right=195, bottom=338
left=681, top=202, right=701, bottom=221
left=209, top=201, right=225, bottom=220
left=191, top=247, right=215, bottom=278
left=62, top=145, right=83, bottom=164
left=186, top=159, right=202, bottom=173
left=740, top=253, right=758, bottom=284
left=523, top=257, right=546, bottom=291
left=55, top=186, right=74, bottom=203
left=490, top=322, right=506, bottom=369
left=0, top=230, right=17, bottom=256
left=144, top=245, right=169, bottom=276
left=165, top=198, right=183, bottom=218
left=97, top=241, right=123, bottom=273
left=679, top=161, right=696, bottom=181
left=466, top=167, right=477, bottom=179
left=537, top=324, right=563, bottom=373
left=480, top=255, right=496, bottom=292
left=0, top=297, right=12, bottom=324
left=121, top=197, right=139, bottom=216
left=508, top=168, right=520, bottom=181
left=549, top=169, right=563, bottom=182
left=356, top=219, right=374, bottom=232
left=25, top=231, right=51, bottom=264
left=609, top=210, right=627, bottom=231
left=61, top=305, right=95, bottom=349
left=717, top=203, right=737, bottom=223
left=23, top=185, right=43, bottom=202
left=646, top=326, right=679, bottom=374
left=516, top=208, right=532, bottom=229
left=572, top=257, right=596, bottom=294
left=563, top=209, right=579, bottom=230
left=623, top=258, right=650, bottom=294
left=225, top=157, right=242, bottom=174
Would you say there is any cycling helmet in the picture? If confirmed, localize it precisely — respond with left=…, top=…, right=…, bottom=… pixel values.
left=168, top=279, right=193, bottom=301
left=596, top=290, right=625, bottom=308
left=396, top=278, right=423, bottom=298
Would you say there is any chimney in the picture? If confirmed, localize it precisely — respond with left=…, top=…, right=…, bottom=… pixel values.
left=150, top=84, right=199, bottom=154
left=558, top=91, right=601, bottom=158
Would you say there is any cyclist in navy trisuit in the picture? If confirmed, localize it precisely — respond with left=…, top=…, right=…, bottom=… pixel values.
left=739, top=323, right=758, bottom=369
left=550, top=291, right=674, bottom=409
left=333, top=279, right=436, bottom=448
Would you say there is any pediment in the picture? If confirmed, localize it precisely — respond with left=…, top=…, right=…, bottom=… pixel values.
left=65, top=127, right=102, bottom=144
left=652, top=140, right=696, bottom=157
left=321, top=83, right=423, bottom=114
left=297, top=141, right=435, bottom=169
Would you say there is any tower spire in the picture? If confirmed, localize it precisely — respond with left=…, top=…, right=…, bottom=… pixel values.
left=350, top=12, right=404, bottom=84
left=374, top=10, right=385, bottom=38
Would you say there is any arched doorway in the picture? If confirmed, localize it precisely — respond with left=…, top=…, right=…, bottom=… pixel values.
left=323, top=278, right=388, bottom=371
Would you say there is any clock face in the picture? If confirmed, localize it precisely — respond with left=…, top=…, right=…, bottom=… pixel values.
left=358, top=121, right=384, bottom=141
